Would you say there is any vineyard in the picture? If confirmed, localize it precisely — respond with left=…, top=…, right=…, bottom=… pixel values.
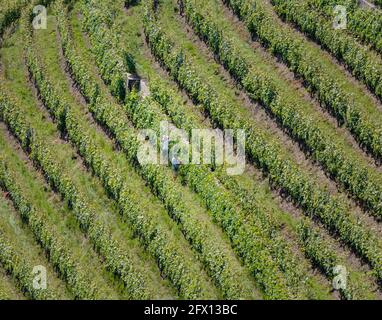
left=0, top=0, right=382, bottom=300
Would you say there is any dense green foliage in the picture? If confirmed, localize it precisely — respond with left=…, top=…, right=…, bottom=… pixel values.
left=271, top=0, right=382, bottom=102
left=0, top=0, right=380, bottom=300
left=0, top=0, right=27, bottom=38
left=0, top=158, right=97, bottom=299
left=179, top=0, right=382, bottom=220
left=307, top=0, right=382, bottom=55
left=81, top=0, right=126, bottom=101
left=223, top=0, right=382, bottom=162
left=58, top=0, right=308, bottom=299
left=143, top=4, right=382, bottom=284
left=0, top=230, right=56, bottom=300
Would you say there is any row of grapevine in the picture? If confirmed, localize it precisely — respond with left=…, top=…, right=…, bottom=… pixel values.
left=0, top=0, right=27, bottom=38
left=178, top=0, right=382, bottom=220
left=348, top=7, right=382, bottom=53
left=24, top=8, right=209, bottom=299
left=0, top=84, right=148, bottom=299
left=0, top=229, right=56, bottom=300
left=307, top=0, right=382, bottom=55
left=127, top=95, right=309, bottom=298
left=55, top=0, right=298, bottom=299
left=0, top=157, right=97, bottom=299
left=149, top=84, right=378, bottom=300
left=78, top=0, right=330, bottom=298
left=148, top=84, right=319, bottom=297
left=81, top=0, right=126, bottom=102
left=149, top=83, right=280, bottom=234
left=271, top=0, right=382, bottom=103
left=81, top=0, right=382, bottom=298
left=143, top=5, right=382, bottom=284
left=296, top=220, right=354, bottom=300
left=0, top=285, right=7, bottom=300
left=222, top=0, right=382, bottom=162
